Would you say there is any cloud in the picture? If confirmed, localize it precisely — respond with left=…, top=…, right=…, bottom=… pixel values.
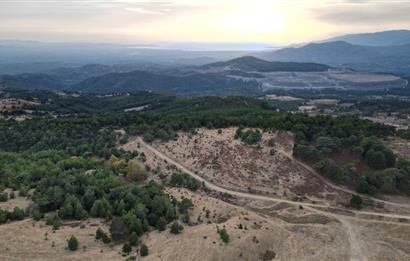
left=125, top=7, right=163, bottom=15
left=314, top=1, right=410, bottom=25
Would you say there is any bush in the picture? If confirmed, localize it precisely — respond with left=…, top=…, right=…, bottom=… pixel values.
left=178, top=198, right=193, bottom=214
left=0, top=209, right=8, bottom=224
left=129, top=232, right=139, bottom=246
left=155, top=217, right=167, bottom=231
left=140, top=244, right=149, bottom=257
left=46, top=214, right=61, bottom=230
left=110, top=217, right=128, bottom=242
left=122, top=242, right=132, bottom=254
left=236, top=128, right=262, bottom=145
left=32, top=209, right=43, bottom=221
left=0, top=193, right=8, bottom=202
left=356, top=176, right=374, bottom=194
left=170, top=172, right=199, bottom=191
left=95, top=227, right=104, bottom=240
left=102, top=234, right=112, bottom=244
left=67, top=235, right=78, bottom=251
left=218, top=228, right=230, bottom=243
left=10, top=207, right=25, bottom=221
left=127, top=160, right=147, bottom=181
left=350, top=195, right=363, bottom=209
left=170, top=222, right=183, bottom=234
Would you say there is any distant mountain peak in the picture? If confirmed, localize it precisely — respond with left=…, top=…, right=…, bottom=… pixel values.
left=324, top=29, right=410, bottom=46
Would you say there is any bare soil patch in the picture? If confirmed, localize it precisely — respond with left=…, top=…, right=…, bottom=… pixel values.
left=148, top=128, right=346, bottom=205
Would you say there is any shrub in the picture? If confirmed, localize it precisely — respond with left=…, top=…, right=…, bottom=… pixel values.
left=95, top=228, right=104, bottom=240
left=46, top=214, right=61, bottom=230
left=102, top=234, right=112, bottom=244
left=350, top=195, right=363, bottom=209
left=32, top=209, right=43, bottom=221
left=10, top=207, right=25, bottom=221
left=140, top=244, right=149, bottom=257
left=170, top=222, right=183, bottom=234
left=129, top=232, right=139, bottom=246
left=122, top=242, right=132, bottom=254
left=67, top=235, right=78, bottom=251
left=218, top=228, right=230, bottom=243
left=155, top=217, right=167, bottom=231
left=110, top=217, right=128, bottom=242
left=0, top=193, right=8, bottom=202
left=178, top=198, right=193, bottom=214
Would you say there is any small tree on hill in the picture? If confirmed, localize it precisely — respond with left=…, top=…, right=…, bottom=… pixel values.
left=67, top=235, right=78, bottom=251
left=350, top=195, right=363, bottom=209
left=122, top=242, right=132, bottom=254
left=129, top=232, right=139, bottom=246
left=140, top=244, right=149, bottom=257
left=218, top=228, right=230, bottom=243
left=110, top=217, right=128, bottom=242
left=95, top=227, right=104, bottom=240
left=170, top=222, right=183, bottom=234
left=127, top=160, right=147, bottom=181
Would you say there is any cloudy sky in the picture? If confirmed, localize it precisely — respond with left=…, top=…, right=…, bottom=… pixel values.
left=0, top=0, right=409, bottom=45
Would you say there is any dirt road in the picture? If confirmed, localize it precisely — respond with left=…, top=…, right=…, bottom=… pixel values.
left=135, top=137, right=410, bottom=221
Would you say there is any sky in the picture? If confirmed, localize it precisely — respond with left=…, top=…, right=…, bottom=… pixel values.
left=0, top=0, right=409, bottom=45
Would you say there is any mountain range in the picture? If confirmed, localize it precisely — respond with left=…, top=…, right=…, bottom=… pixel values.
left=325, top=30, right=410, bottom=46
left=257, top=30, right=410, bottom=75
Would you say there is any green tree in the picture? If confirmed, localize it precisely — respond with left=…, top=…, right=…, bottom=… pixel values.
left=127, top=160, right=146, bottom=181
left=67, top=235, right=78, bottom=251
left=218, top=228, right=230, bottom=243
left=155, top=217, right=167, bottom=231
left=140, top=244, right=149, bottom=257
left=129, top=232, right=139, bottom=246
left=170, top=222, right=183, bottom=234
left=356, top=176, right=372, bottom=194
left=178, top=198, right=193, bottom=214
left=122, top=242, right=132, bottom=254
left=110, top=217, right=128, bottom=242
left=95, top=227, right=105, bottom=240
left=58, top=195, right=87, bottom=220
left=10, top=207, right=25, bottom=221
left=350, top=195, right=363, bottom=209
left=90, top=198, right=113, bottom=219
left=32, top=209, right=43, bottom=221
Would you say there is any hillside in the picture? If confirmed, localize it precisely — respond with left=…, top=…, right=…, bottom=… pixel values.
left=258, top=41, right=410, bottom=74
left=326, top=30, right=410, bottom=46
left=71, top=70, right=259, bottom=95
left=202, top=56, right=330, bottom=72
left=0, top=73, right=66, bottom=91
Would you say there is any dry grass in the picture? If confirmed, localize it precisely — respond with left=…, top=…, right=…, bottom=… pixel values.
left=0, top=219, right=123, bottom=261
left=149, top=128, right=344, bottom=205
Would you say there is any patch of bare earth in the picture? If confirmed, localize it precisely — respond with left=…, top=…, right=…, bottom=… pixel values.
left=383, top=137, right=410, bottom=161
left=150, top=128, right=347, bottom=205
left=143, top=188, right=350, bottom=261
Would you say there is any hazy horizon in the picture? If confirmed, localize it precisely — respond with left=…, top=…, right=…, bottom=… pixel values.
left=1, top=0, right=410, bottom=46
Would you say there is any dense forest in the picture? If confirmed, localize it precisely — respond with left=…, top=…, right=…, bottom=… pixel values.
left=0, top=90, right=409, bottom=252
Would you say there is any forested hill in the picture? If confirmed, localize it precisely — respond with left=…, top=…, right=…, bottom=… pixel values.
left=202, top=56, right=330, bottom=72
left=0, top=73, right=65, bottom=91
left=70, top=70, right=259, bottom=95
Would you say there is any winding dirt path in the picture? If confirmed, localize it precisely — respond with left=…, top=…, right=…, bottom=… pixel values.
left=135, top=137, right=410, bottom=221
left=275, top=146, right=409, bottom=208
left=128, top=137, right=410, bottom=261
